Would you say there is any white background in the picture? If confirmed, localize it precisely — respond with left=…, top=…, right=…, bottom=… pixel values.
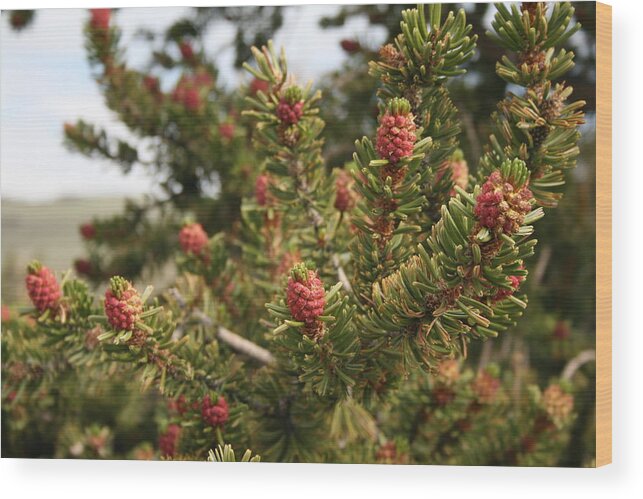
left=0, top=0, right=640, bottom=497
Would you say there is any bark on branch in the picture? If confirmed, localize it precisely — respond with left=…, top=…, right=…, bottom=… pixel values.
left=561, top=349, right=596, bottom=381
left=169, top=288, right=276, bottom=366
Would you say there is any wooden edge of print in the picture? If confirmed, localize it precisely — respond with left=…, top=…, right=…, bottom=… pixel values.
left=595, top=1, right=612, bottom=468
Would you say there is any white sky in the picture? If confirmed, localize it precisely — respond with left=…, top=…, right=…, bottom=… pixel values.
left=0, top=6, right=382, bottom=201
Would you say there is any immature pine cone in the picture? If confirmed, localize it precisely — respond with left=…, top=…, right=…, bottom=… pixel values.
left=340, top=39, right=361, bottom=54
left=250, top=78, right=269, bottom=96
left=218, top=123, right=235, bottom=141
left=167, top=394, right=188, bottom=416
left=552, top=320, right=571, bottom=341
left=201, top=395, right=229, bottom=428
left=80, top=222, right=96, bottom=240
left=183, top=88, right=201, bottom=112
left=193, top=69, right=214, bottom=88
left=159, top=424, right=181, bottom=458
left=433, top=386, right=455, bottom=407
left=474, top=170, right=533, bottom=235
left=493, top=273, right=525, bottom=302
left=25, top=261, right=61, bottom=313
left=255, top=174, right=270, bottom=206
left=90, top=9, right=110, bottom=30
left=2, top=305, right=11, bottom=322
left=172, top=75, right=209, bottom=112
left=179, top=223, right=208, bottom=256
left=143, top=75, right=160, bottom=94
left=376, top=98, right=417, bottom=165
left=375, top=441, right=397, bottom=462
left=179, top=40, right=194, bottom=61
left=276, top=86, right=304, bottom=125
left=286, top=263, right=325, bottom=325
left=104, top=276, right=143, bottom=331
left=10, top=11, right=32, bottom=30
left=74, top=259, right=93, bottom=277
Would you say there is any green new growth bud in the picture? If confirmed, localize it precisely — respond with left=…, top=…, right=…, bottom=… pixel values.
left=500, top=158, right=531, bottom=190
left=284, top=85, right=303, bottom=105
left=27, top=260, right=43, bottom=275
left=385, top=97, right=411, bottom=116
left=290, top=262, right=311, bottom=283
left=108, top=275, right=130, bottom=299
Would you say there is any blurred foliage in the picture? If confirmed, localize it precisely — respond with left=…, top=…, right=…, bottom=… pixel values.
left=2, top=3, right=596, bottom=467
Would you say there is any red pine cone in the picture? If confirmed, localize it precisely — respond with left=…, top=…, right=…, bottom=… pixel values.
left=80, top=222, right=96, bottom=240
left=25, top=262, right=61, bottom=313
left=376, top=103, right=417, bottom=165
left=143, top=75, right=160, bottom=94
left=334, top=169, right=355, bottom=213
left=375, top=441, right=397, bottom=462
left=255, top=174, right=270, bottom=206
left=218, top=123, right=235, bottom=141
left=183, top=87, right=201, bottom=112
left=104, top=277, right=143, bottom=331
left=277, top=98, right=304, bottom=125
left=74, top=259, right=93, bottom=277
left=286, top=264, right=325, bottom=324
left=451, top=158, right=469, bottom=191
left=250, top=78, right=269, bottom=96
left=433, top=386, right=455, bottom=407
left=167, top=394, right=188, bottom=416
left=552, top=320, right=570, bottom=340
left=474, top=170, right=533, bottom=235
left=340, top=39, right=361, bottom=54
left=201, top=395, right=229, bottom=428
left=179, top=41, right=194, bottom=61
left=276, top=87, right=305, bottom=125
left=436, top=154, right=469, bottom=195
left=159, top=424, right=181, bottom=458
left=90, top=9, right=110, bottom=30
left=10, top=11, right=33, bottom=30
left=193, top=69, right=214, bottom=88
left=179, top=223, right=208, bottom=256
left=172, top=74, right=211, bottom=111
left=2, top=304, right=11, bottom=322
left=493, top=273, right=525, bottom=302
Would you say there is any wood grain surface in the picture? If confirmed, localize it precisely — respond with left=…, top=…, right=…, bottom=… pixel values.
left=596, top=1, right=612, bottom=467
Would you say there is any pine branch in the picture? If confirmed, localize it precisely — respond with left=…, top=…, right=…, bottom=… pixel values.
left=168, top=287, right=275, bottom=365
left=480, top=2, right=585, bottom=207
left=561, top=349, right=595, bottom=381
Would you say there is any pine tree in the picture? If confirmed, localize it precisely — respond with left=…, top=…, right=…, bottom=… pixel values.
left=3, top=3, right=594, bottom=466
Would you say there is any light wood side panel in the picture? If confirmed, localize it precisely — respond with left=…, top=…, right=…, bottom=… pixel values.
left=595, top=1, right=612, bottom=468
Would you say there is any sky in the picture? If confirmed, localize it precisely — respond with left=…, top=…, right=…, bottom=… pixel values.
left=0, top=6, right=379, bottom=201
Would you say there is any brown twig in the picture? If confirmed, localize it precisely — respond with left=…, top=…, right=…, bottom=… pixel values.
left=561, top=349, right=596, bottom=381
left=168, top=288, right=275, bottom=366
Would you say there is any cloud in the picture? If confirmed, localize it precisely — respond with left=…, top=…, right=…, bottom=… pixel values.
left=1, top=5, right=374, bottom=201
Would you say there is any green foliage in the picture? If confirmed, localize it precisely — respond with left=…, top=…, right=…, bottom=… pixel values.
left=2, top=3, right=594, bottom=466
left=208, top=444, right=261, bottom=462
left=480, top=2, right=585, bottom=207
